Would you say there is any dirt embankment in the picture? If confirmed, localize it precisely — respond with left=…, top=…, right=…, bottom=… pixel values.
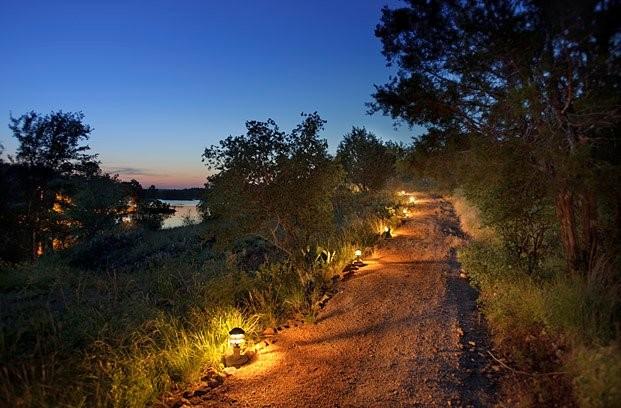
left=185, top=195, right=499, bottom=407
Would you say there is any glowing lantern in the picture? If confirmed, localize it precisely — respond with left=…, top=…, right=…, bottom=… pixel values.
left=353, top=249, right=365, bottom=266
left=225, top=327, right=249, bottom=367
left=408, top=196, right=416, bottom=204
left=382, top=226, right=392, bottom=239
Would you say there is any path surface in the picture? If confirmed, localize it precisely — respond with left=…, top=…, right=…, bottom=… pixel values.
left=202, top=195, right=497, bottom=407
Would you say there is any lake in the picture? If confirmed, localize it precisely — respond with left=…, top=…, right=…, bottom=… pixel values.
left=161, top=200, right=201, bottom=229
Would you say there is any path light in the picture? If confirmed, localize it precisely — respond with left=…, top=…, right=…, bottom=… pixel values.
left=353, top=249, right=365, bottom=267
left=382, top=226, right=392, bottom=239
left=408, top=196, right=416, bottom=204
left=225, top=327, right=249, bottom=367
left=398, top=190, right=406, bottom=196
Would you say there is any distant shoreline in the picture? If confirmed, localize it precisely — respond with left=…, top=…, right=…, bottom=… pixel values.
left=144, top=187, right=204, bottom=201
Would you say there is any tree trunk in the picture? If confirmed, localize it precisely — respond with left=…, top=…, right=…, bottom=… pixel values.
left=556, top=189, right=579, bottom=273
left=581, top=190, right=598, bottom=277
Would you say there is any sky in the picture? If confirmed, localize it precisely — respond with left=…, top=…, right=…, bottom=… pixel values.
left=0, top=0, right=422, bottom=188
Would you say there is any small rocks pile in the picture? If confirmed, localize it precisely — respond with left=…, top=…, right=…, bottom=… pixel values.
left=168, top=369, right=225, bottom=407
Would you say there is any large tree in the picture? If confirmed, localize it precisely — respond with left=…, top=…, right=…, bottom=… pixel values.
left=201, top=113, right=343, bottom=253
left=372, top=0, right=621, bottom=275
left=336, top=127, right=395, bottom=191
left=6, top=111, right=102, bottom=259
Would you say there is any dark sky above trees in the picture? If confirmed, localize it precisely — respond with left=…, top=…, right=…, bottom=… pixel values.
left=0, top=0, right=421, bottom=188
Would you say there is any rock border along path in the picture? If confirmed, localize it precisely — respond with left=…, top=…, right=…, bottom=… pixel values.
left=189, top=194, right=498, bottom=407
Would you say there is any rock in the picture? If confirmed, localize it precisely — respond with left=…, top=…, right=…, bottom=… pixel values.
left=182, top=390, right=194, bottom=399
left=193, top=385, right=211, bottom=397
left=208, top=376, right=223, bottom=388
left=459, top=272, right=467, bottom=279
left=223, top=366, right=237, bottom=375
left=468, top=341, right=476, bottom=346
left=172, top=398, right=191, bottom=408
left=456, top=327, right=464, bottom=336
left=262, top=327, right=277, bottom=336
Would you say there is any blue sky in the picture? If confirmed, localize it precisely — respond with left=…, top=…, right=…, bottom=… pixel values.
left=0, top=0, right=422, bottom=188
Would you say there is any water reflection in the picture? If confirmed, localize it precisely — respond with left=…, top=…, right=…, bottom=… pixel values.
left=161, top=200, right=201, bottom=229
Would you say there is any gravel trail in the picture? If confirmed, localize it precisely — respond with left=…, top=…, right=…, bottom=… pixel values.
left=199, top=195, right=497, bottom=407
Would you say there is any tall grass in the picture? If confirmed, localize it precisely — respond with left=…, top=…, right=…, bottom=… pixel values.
left=454, top=195, right=621, bottom=407
left=0, top=190, right=396, bottom=407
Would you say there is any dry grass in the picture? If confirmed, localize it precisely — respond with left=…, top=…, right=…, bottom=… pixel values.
left=448, top=192, right=496, bottom=242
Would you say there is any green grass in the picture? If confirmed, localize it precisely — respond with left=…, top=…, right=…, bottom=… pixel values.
left=0, top=191, right=396, bottom=407
left=458, top=230, right=620, bottom=407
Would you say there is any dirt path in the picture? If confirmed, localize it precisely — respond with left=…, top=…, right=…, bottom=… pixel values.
left=200, top=195, right=498, bottom=407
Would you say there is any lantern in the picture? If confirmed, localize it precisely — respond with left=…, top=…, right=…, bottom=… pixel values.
left=225, top=327, right=249, bottom=367
left=353, top=249, right=364, bottom=266
left=382, top=226, right=392, bottom=239
left=408, top=196, right=416, bottom=204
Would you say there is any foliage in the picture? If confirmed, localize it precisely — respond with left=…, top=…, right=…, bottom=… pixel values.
left=455, top=196, right=620, bottom=406
left=373, top=0, right=621, bottom=277
left=0, top=173, right=395, bottom=407
left=9, top=111, right=99, bottom=176
left=336, top=127, right=395, bottom=190
left=61, top=175, right=129, bottom=240
left=201, top=113, right=344, bottom=253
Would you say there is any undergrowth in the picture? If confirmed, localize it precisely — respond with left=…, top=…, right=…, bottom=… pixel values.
left=0, top=191, right=396, bottom=407
left=454, top=195, right=621, bottom=407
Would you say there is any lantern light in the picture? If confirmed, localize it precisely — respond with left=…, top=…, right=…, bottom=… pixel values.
left=225, top=327, right=249, bottom=367
left=353, top=249, right=364, bottom=266
left=409, top=196, right=416, bottom=204
left=382, top=226, right=392, bottom=239
left=229, top=327, right=246, bottom=347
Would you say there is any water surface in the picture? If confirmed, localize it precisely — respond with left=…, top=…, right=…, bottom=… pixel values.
left=161, top=200, right=201, bottom=229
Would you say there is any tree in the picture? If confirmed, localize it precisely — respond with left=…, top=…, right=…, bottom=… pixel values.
left=336, top=127, right=395, bottom=191
left=371, top=0, right=621, bottom=276
left=6, top=111, right=101, bottom=259
left=10, top=111, right=99, bottom=176
left=201, top=113, right=343, bottom=253
left=61, top=175, right=128, bottom=241
left=122, top=179, right=173, bottom=230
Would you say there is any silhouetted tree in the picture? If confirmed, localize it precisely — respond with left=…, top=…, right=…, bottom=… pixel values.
left=336, top=127, right=395, bottom=191
left=6, top=111, right=101, bottom=259
left=201, top=113, right=343, bottom=253
left=372, top=0, right=621, bottom=276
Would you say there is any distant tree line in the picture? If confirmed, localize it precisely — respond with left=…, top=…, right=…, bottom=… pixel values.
left=143, top=186, right=204, bottom=201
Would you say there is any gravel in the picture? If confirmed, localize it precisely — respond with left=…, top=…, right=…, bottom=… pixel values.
left=193, top=195, right=499, bottom=407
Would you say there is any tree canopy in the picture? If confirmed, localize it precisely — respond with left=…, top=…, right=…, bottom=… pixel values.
left=336, top=127, right=395, bottom=191
left=201, top=113, right=343, bottom=253
left=9, top=111, right=99, bottom=176
left=372, top=0, right=621, bottom=275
